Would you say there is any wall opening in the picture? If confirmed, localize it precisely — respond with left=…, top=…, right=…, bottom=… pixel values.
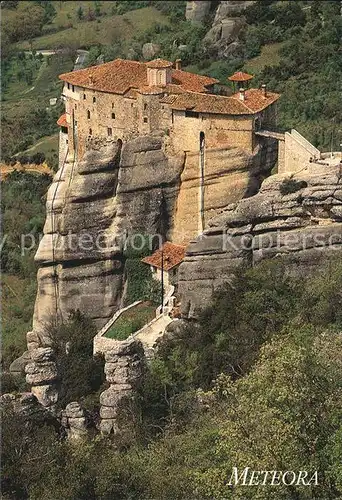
left=185, top=110, right=200, bottom=118
left=93, top=96, right=96, bottom=103
left=87, top=110, right=91, bottom=119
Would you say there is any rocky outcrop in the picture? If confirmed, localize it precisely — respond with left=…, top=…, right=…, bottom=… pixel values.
left=142, top=42, right=160, bottom=60
left=9, top=350, right=31, bottom=376
left=185, top=1, right=212, bottom=23
left=99, top=339, right=144, bottom=435
left=25, top=346, right=58, bottom=408
left=27, top=135, right=184, bottom=407
left=204, top=1, right=255, bottom=58
left=61, top=402, right=89, bottom=440
left=0, top=391, right=52, bottom=422
left=33, top=136, right=183, bottom=333
left=179, top=164, right=342, bottom=317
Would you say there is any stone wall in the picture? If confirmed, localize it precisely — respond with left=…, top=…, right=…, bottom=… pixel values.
left=170, top=112, right=254, bottom=154
left=172, top=139, right=278, bottom=244
left=99, top=339, right=144, bottom=435
left=281, top=129, right=321, bottom=174
left=64, top=85, right=138, bottom=159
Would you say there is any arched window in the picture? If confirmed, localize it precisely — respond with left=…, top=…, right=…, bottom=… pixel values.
left=87, top=110, right=91, bottom=119
left=93, top=96, right=96, bottom=103
left=89, top=128, right=92, bottom=135
left=112, top=112, right=115, bottom=119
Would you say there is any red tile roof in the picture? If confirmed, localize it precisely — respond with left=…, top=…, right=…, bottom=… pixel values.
left=141, top=242, right=186, bottom=271
left=167, top=92, right=248, bottom=115
left=228, top=71, right=254, bottom=82
left=57, top=113, right=68, bottom=127
left=146, top=58, right=173, bottom=69
left=59, top=58, right=218, bottom=95
left=167, top=88, right=280, bottom=115
left=231, top=88, right=280, bottom=113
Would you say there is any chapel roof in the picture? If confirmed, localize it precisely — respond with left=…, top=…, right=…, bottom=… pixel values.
left=228, top=71, right=254, bottom=82
left=141, top=242, right=186, bottom=271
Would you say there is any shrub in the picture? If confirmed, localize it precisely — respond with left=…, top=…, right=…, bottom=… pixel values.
left=50, top=311, right=106, bottom=410
left=279, top=177, right=308, bottom=195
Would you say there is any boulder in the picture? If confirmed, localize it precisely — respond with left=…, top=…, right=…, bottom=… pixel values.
left=185, top=1, right=211, bottom=23
left=9, top=351, right=31, bottom=375
left=142, top=42, right=160, bottom=60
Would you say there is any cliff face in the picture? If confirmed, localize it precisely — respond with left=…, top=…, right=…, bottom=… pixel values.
left=27, top=132, right=276, bottom=406
left=179, top=164, right=342, bottom=318
left=33, top=134, right=276, bottom=332
left=33, top=135, right=183, bottom=332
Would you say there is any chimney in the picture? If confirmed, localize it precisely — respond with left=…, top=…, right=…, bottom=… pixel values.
left=239, top=88, right=245, bottom=101
left=175, top=59, right=182, bottom=70
left=261, top=83, right=267, bottom=98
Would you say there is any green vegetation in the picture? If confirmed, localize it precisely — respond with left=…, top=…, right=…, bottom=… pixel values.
left=279, top=177, right=308, bottom=196
left=123, top=239, right=162, bottom=306
left=2, top=50, right=73, bottom=161
left=242, top=0, right=342, bottom=151
left=16, top=5, right=169, bottom=51
left=243, top=41, right=285, bottom=74
left=2, top=275, right=36, bottom=369
left=4, top=260, right=342, bottom=498
left=1, top=172, right=51, bottom=368
left=51, top=311, right=106, bottom=411
left=104, top=302, right=155, bottom=340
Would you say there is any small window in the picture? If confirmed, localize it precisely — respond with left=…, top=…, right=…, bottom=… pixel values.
left=185, top=110, right=199, bottom=118
left=87, top=110, right=90, bottom=119
left=83, top=93, right=86, bottom=100
left=112, top=103, right=114, bottom=108
left=144, top=103, right=148, bottom=111
left=93, top=96, right=96, bottom=103
left=111, top=112, right=115, bottom=119
left=143, top=117, right=148, bottom=123
left=67, top=83, right=70, bottom=90
left=107, top=127, right=112, bottom=136
left=72, top=85, right=75, bottom=92
left=89, top=128, right=92, bottom=135
left=74, top=104, right=77, bottom=109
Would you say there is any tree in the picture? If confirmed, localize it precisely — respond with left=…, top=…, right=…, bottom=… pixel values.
left=193, top=328, right=342, bottom=499
left=77, top=5, right=84, bottom=20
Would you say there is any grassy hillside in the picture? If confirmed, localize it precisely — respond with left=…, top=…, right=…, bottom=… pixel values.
left=15, top=4, right=169, bottom=51
left=2, top=51, right=72, bottom=161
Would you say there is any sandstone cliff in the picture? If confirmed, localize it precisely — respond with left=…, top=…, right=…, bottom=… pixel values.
left=27, top=132, right=276, bottom=406
left=179, top=164, right=342, bottom=318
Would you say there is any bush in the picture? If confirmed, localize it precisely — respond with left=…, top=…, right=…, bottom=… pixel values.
left=279, top=177, right=308, bottom=195
left=50, top=311, right=106, bottom=410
